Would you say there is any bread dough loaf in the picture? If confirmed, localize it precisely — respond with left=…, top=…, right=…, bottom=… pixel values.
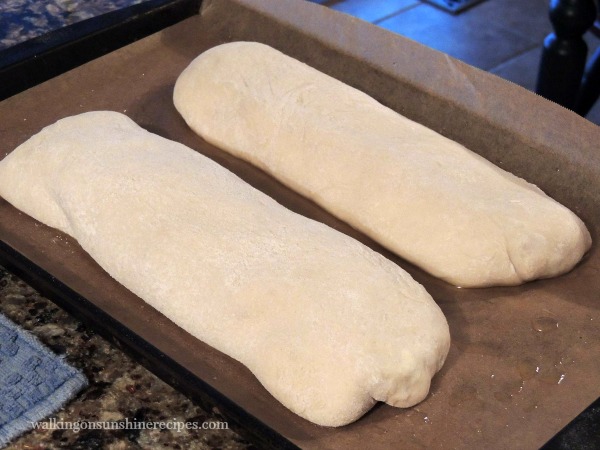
left=173, top=41, right=592, bottom=288
left=0, top=111, right=450, bottom=427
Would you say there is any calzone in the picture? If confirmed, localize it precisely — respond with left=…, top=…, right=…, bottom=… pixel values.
left=0, top=111, right=450, bottom=427
left=173, top=41, right=592, bottom=288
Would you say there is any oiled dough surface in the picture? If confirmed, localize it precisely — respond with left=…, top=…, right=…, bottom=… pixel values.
left=174, top=41, right=592, bottom=287
left=0, top=111, right=450, bottom=427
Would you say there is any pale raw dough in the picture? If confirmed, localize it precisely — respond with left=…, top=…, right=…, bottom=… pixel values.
left=173, top=41, right=592, bottom=288
left=0, top=111, right=450, bottom=427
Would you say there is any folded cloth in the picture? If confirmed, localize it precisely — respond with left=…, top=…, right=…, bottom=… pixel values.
left=0, top=312, right=87, bottom=447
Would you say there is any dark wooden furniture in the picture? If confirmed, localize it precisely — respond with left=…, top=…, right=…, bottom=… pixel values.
left=536, top=0, right=599, bottom=116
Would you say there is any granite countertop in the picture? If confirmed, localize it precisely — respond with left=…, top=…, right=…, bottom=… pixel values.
left=0, top=0, right=149, bottom=50
left=0, top=265, right=253, bottom=449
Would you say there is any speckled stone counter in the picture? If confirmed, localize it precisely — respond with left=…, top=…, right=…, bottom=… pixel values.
left=0, top=0, right=149, bottom=50
left=0, top=265, right=253, bottom=449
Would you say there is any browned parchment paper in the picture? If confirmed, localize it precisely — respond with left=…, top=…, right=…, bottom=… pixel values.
left=0, top=0, right=599, bottom=448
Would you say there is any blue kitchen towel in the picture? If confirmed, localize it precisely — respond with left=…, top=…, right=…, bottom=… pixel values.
left=0, top=313, right=87, bottom=447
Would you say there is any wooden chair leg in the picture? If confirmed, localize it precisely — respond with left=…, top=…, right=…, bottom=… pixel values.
left=536, top=0, right=597, bottom=110
left=575, top=47, right=600, bottom=115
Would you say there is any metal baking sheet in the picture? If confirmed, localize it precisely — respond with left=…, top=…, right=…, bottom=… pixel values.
left=1, top=0, right=599, bottom=448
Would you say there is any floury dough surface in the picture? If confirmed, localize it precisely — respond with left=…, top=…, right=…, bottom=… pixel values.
left=0, top=111, right=450, bottom=427
left=173, top=41, right=592, bottom=288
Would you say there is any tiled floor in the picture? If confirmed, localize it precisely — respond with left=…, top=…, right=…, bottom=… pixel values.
left=318, top=0, right=600, bottom=125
